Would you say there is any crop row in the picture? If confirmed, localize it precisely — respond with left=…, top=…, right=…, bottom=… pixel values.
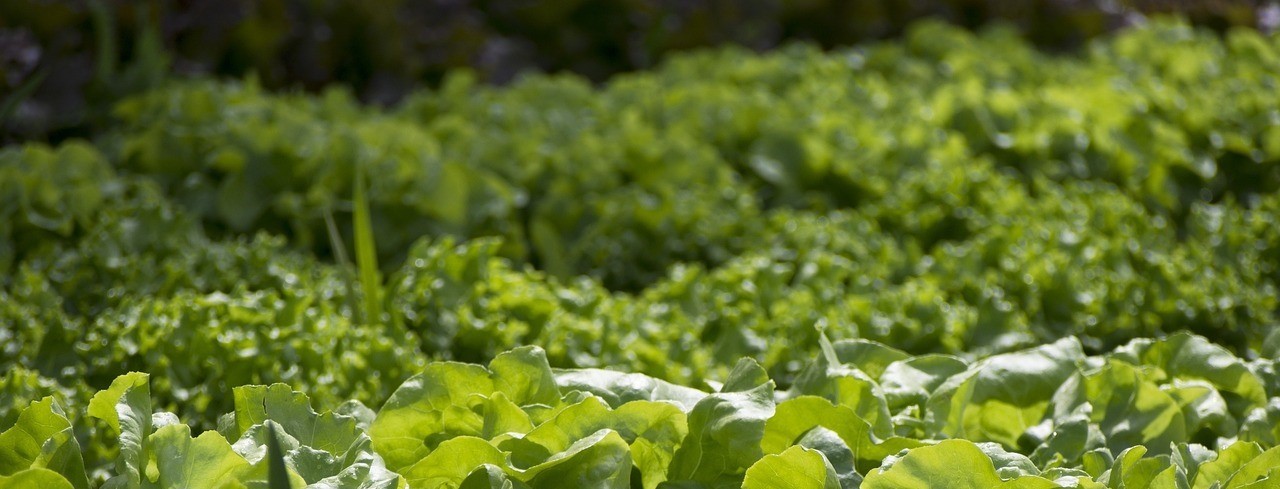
left=2, top=18, right=1280, bottom=487
left=7, top=331, right=1280, bottom=487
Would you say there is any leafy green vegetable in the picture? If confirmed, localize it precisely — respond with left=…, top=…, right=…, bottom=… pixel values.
left=926, top=337, right=1085, bottom=448
left=862, top=440, right=1056, bottom=488
left=665, top=379, right=775, bottom=486
left=743, top=446, right=841, bottom=489
left=4, top=16, right=1280, bottom=488
left=0, top=398, right=87, bottom=489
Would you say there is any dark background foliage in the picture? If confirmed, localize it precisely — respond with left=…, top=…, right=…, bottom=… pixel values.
left=1, top=0, right=1274, bottom=143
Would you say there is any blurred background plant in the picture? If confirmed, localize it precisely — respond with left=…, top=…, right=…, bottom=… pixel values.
left=2, top=0, right=1275, bottom=144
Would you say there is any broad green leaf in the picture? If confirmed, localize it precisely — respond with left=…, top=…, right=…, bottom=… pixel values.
left=400, top=437, right=509, bottom=489
left=790, top=363, right=894, bottom=439
left=721, top=358, right=771, bottom=393
left=522, top=429, right=631, bottom=489
left=1103, top=446, right=1169, bottom=489
left=794, top=428, right=863, bottom=489
left=459, top=464, right=531, bottom=489
left=147, top=424, right=260, bottom=488
left=1027, top=414, right=1107, bottom=469
left=1053, top=360, right=1186, bottom=455
left=976, top=442, right=1041, bottom=479
left=371, top=353, right=545, bottom=472
left=879, top=355, right=967, bottom=410
left=1239, top=399, right=1280, bottom=446
left=667, top=382, right=775, bottom=486
left=743, top=446, right=840, bottom=489
left=761, top=397, right=871, bottom=458
left=829, top=340, right=910, bottom=380
left=553, top=369, right=707, bottom=411
left=1262, top=330, right=1280, bottom=360
left=1223, top=445, right=1280, bottom=489
left=1164, top=382, right=1235, bottom=439
left=229, top=384, right=364, bottom=456
left=0, top=397, right=88, bottom=489
left=1194, top=442, right=1262, bottom=489
left=1149, top=464, right=1188, bottom=489
left=760, top=395, right=924, bottom=472
left=862, top=440, right=1056, bottom=488
left=926, top=337, right=1084, bottom=448
left=1171, top=443, right=1215, bottom=488
left=87, top=372, right=151, bottom=434
left=0, top=468, right=76, bottom=489
left=1114, top=334, right=1267, bottom=417
left=370, top=363, right=497, bottom=470
left=489, top=347, right=562, bottom=407
left=1082, top=448, right=1115, bottom=479
left=88, top=372, right=152, bottom=488
left=301, top=450, right=405, bottom=489
left=503, top=396, right=685, bottom=489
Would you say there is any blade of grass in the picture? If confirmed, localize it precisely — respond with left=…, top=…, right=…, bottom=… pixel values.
left=266, top=422, right=292, bottom=489
left=0, top=69, right=44, bottom=125
left=353, top=165, right=383, bottom=325
left=815, top=319, right=840, bottom=367
left=88, top=0, right=116, bottom=81
left=323, top=208, right=362, bottom=323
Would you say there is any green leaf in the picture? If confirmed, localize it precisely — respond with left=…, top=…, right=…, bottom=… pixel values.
left=829, top=340, right=911, bottom=380
left=667, top=382, right=775, bottom=486
left=976, top=442, right=1041, bottom=479
left=0, top=468, right=76, bottom=489
left=353, top=163, right=383, bottom=325
left=521, top=429, right=632, bottom=489
left=743, top=446, right=840, bottom=489
left=229, top=384, right=365, bottom=456
left=371, top=350, right=555, bottom=471
left=794, top=428, right=863, bottom=489
left=1223, top=445, right=1280, bottom=488
left=862, top=440, right=1056, bottom=488
left=760, top=395, right=924, bottom=473
left=790, top=363, right=894, bottom=440
left=370, top=362, right=497, bottom=471
left=459, top=464, right=532, bottom=489
left=146, top=424, right=258, bottom=488
left=1171, top=443, right=1215, bottom=489
left=1164, top=382, right=1235, bottom=438
left=266, top=423, right=292, bottom=489
left=1052, top=360, right=1187, bottom=455
left=88, top=372, right=153, bottom=488
left=1239, top=399, right=1280, bottom=446
left=879, top=355, right=967, bottom=410
left=1104, top=446, right=1168, bottom=489
left=1262, top=329, right=1280, bottom=360
left=0, top=398, right=88, bottom=489
left=553, top=370, right=707, bottom=411
left=504, top=396, right=685, bottom=489
left=1194, top=441, right=1262, bottom=489
left=721, top=358, right=771, bottom=393
left=926, top=337, right=1084, bottom=448
left=1115, top=334, right=1267, bottom=418
left=489, top=347, right=562, bottom=407
left=1027, top=414, right=1107, bottom=469
left=400, top=437, right=509, bottom=489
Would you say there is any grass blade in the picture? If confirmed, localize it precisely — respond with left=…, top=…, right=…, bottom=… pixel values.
left=353, top=165, right=383, bottom=325
left=0, top=70, right=46, bottom=125
left=266, top=422, right=292, bottom=489
left=323, top=208, right=363, bottom=322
